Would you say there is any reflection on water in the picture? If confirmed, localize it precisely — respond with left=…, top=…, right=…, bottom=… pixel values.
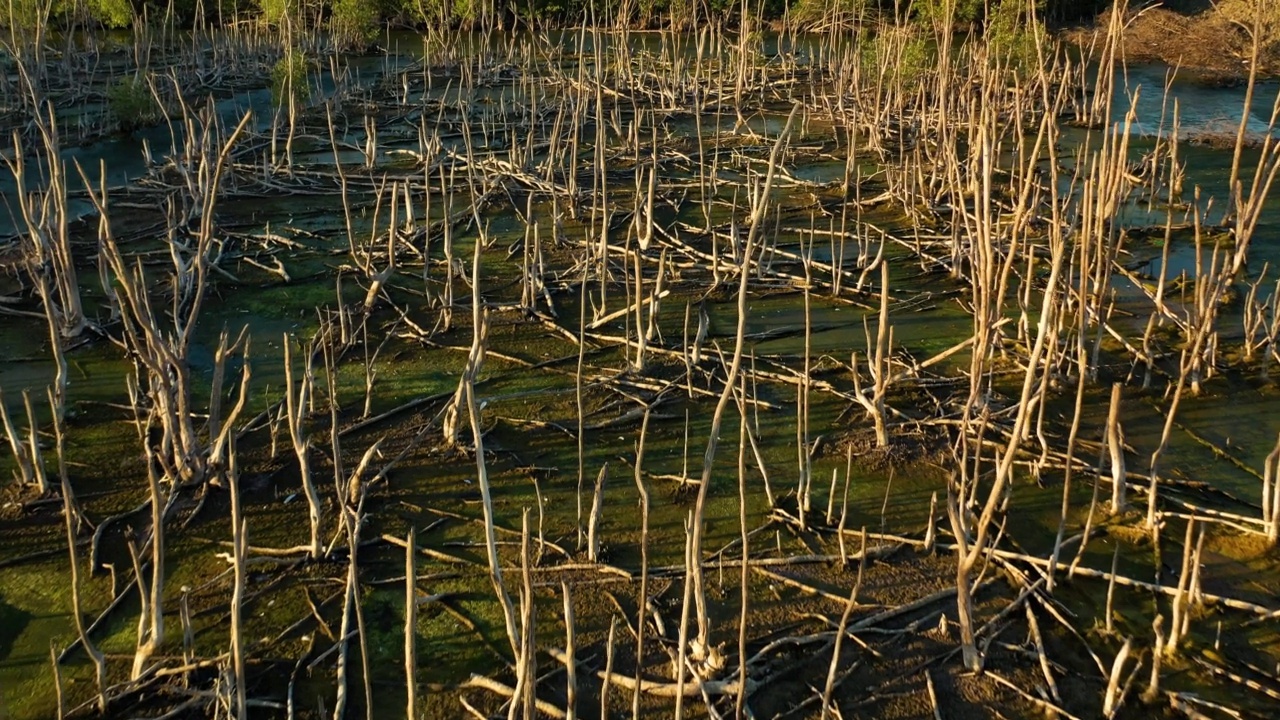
left=0, top=51, right=400, bottom=236
left=1115, top=63, right=1279, bottom=139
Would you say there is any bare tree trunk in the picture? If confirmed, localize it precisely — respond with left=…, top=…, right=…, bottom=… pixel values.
left=562, top=581, right=577, bottom=720
left=850, top=261, right=893, bottom=447
left=465, top=378, right=521, bottom=657
left=131, top=452, right=167, bottom=680
left=0, top=389, right=36, bottom=489
left=405, top=528, right=418, bottom=719
left=689, top=105, right=798, bottom=656
left=51, top=395, right=105, bottom=712
left=228, top=440, right=248, bottom=720
left=587, top=464, right=607, bottom=562
left=1263, top=431, right=1280, bottom=547
left=1105, top=382, right=1126, bottom=514
left=631, top=410, right=652, bottom=720
left=285, top=335, right=324, bottom=559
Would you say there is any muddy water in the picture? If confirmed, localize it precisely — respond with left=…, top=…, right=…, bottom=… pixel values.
left=1, top=32, right=1279, bottom=719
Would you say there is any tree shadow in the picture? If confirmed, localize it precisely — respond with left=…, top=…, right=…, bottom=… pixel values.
left=0, top=599, right=33, bottom=662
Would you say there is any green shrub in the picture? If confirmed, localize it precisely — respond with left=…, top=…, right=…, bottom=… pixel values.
left=788, top=0, right=865, bottom=29
left=452, top=0, right=475, bottom=23
left=914, top=0, right=985, bottom=26
left=986, top=0, right=1045, bottom=69
left=399, top=0, right=444, bottom=25
left=90, top=0, right=134, bottom=28
left=271, top=50, right=310, bottom=107
left=107, top=75, right=161, bottom=131
left=256, top=0, right=296, bottom=26
left=331, top=0, right=380, bottom=49
left=860, top=27, right=933, bottom=90
left=1, top=0, right=46, bottom=32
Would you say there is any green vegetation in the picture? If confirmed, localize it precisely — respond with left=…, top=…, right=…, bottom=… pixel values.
left=859, top=25, right=933, bottom=88
left=4, top=0, right=141, bottom=30
left=257, top=0, right=295, bottom=25
left=331, top=0, right=380, bottom=48
left=986, top=0, right=1046, bottom=67
left=106, top=75, right=161, bottom=130
left=271, top=49, right=310, bottom=106
left=1, top=0, right=45, bottom=32
left=0, top=0, right=1165, bottom=34
left=914, top=0, right=984, bottom=25
left=89, top=0, right=135, bottom=27
left=788, top=0, right=865, bottom=29
left=397, top=0, right=447, bottom=25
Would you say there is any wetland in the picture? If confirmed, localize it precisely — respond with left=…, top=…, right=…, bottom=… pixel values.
left=2, top=3, right=1280, bottom=719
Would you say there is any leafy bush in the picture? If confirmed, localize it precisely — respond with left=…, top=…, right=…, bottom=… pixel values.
left=788, top=0, right=865, bottom=29
left=331, top=0, right=380, bottom=49
left=914, top=0, right=985, bottom=26
left=398, top=0, right=442, bottom=25
left=1, top=0, right=46, bottom=32
left=986, top=0, right=1046, bottom=69
left=256, top=0, right=296, bottom=26
left=859, top=27, right=934, bottom=90
left=90, top=0, right=134, bottom=28
left=452, top=0, right=475, bottom=23
left=271, top=50, right=310, bottom=107
left=107, top=75, right=161, bottom=131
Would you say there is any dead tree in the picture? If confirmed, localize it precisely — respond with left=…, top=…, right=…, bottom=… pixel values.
left=4, top=105, right=89, bottom=342
left=77, top=112, right=252, bottom=485
left=850, top=261, right=894, bottom=447
left=284, top=334, right=324, bottom=559
left=688, top=105, right=797, bottom=665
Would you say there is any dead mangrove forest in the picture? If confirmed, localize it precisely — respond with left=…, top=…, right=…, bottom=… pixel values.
left=3, top=2, right=1280, bottom=719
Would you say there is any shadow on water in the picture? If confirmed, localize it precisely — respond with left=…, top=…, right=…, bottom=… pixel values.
left=0, top=601, right=32, bottom=662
